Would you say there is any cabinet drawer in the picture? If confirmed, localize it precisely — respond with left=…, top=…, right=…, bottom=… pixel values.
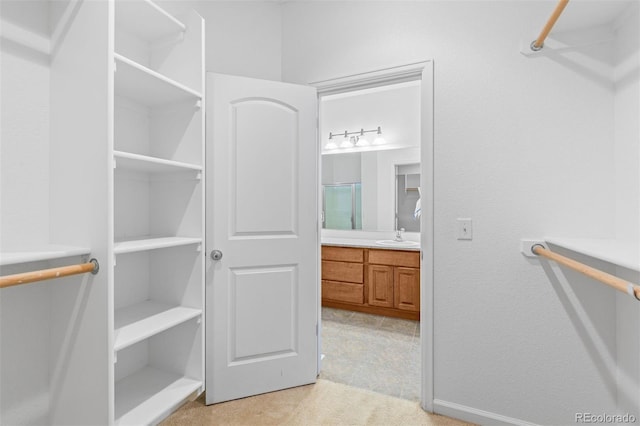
left=322, top=261, right=363, bottom=283
left=368, top=249, right=420, bottom=268
left=322, top=280, right=364, bottom=304
left=322, top=246, right=364, bottom=263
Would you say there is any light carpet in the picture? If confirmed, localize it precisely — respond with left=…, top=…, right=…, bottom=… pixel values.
left=162, top=379, right=472, bottom=426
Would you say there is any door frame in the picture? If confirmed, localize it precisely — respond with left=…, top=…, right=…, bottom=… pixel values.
left=311, top=60, right=435, bottom=412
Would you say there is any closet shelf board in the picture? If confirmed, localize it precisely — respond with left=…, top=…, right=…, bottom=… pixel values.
left=114, top=301, right=202, bottom=352
left=115, top=0, right=185, bottom=42
left=0, top=245, right=91, bottom=266
left=114, top=151, right=202, bottom=173
left=114, top=237, right=202, bottom=255
left=545, top=237, right=640, bottom=272
left=115, top=366, right=201, bottom=426
left=114, top=54, right=201, bottom=107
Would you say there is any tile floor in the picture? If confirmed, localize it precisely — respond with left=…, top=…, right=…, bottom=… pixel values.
left=319, top=307, right=421, bottom=401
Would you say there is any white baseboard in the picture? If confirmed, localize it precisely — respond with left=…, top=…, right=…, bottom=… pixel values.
left=433, top=399, right=540, bottom=426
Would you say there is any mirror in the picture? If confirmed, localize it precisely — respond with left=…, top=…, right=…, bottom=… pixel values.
left=321, top=149, right=420, bottom=232
left=395, top=163, right=421, bottom=232
left=320, top=81, right=421, bottom=232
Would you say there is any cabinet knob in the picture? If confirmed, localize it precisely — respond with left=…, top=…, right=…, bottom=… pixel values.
left=210, top=250, right=223, bottom=261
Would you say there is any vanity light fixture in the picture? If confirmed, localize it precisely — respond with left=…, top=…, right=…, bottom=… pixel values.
left=324, top=126, right=385, bottom=151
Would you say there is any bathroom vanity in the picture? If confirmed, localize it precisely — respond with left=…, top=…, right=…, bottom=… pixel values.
left=321, top=243, right=420, bottom=320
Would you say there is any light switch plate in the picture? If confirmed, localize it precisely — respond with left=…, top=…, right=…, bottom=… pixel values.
left=456, top=218, right=472, bottom=240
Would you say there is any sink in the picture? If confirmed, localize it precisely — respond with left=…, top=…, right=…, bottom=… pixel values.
left=375, top=240, right=420, bottom=248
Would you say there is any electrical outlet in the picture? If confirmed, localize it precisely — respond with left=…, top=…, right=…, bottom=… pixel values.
left=456, top=218, right=472, bottom=240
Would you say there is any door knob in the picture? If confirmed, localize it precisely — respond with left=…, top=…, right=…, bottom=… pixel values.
left=210, top=250, right=223, bottom=261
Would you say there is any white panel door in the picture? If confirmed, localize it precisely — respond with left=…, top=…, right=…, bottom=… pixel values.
left=205, top=73, right=318, bottom=404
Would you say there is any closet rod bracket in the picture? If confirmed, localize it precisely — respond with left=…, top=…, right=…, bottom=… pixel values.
left=90, top=258, right=99, bottom=275
left=521, top=239, right=546, bottom=257
left=529, top=41, right=544, bottom=52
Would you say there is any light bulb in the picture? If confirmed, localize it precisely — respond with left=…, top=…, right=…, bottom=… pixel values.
left=373, top=127, right=386, bottom=145
left=356, top=136, right=369, bottom=147
left=325, top=140, right=338, bottom=150
left=339, top=131, right=352, bottom=148
left=325, top=133, right=338, bottom=150
left=340, top=137, right=353, bottom=148
left=356, top=129, right=369, bottom=147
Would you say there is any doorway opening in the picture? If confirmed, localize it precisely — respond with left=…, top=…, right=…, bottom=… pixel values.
left=312, top=61, right=434, bottom=410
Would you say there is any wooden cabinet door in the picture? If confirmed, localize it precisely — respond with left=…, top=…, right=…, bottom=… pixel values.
left=394, top=267, right=420, bottom=311
left=368, top=265, right=394, bottom=308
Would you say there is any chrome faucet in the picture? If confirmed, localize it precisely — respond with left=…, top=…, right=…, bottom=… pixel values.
left=394, top=228, right=405, bottom=242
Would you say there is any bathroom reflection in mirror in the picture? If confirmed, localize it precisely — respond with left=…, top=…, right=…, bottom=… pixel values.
left=321, top=150, right=421, bottom=232
left=395, top=163, right=421, bottom=232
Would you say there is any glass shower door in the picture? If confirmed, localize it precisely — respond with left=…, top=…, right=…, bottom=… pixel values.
left=323, top=183, right=362, bottom=230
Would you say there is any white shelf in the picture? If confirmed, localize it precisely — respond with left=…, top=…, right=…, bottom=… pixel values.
left=0, top=245, right=91, bottom=266
left=545, top=237, right=640, bottom=272
left=114, top=301, right=201, bottom=352
left=115, top=0, right=185, bottom=42
left=114, top=151, right=202, bottom=174
left=115, top=366, right=201, bottom=426
left=114, top=237, right=201, bottom=255
left=114, top=54, right=201, bottom=107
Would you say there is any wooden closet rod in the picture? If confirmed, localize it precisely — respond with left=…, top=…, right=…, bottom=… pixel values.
left=0, top=258, right=99, bottom=289
left=532, top=245, right=640, bottom=301
left=531, top=0, right=570, bottom=51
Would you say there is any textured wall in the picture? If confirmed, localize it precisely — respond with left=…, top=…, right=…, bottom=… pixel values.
left=282, top=1, right=629, bottom=423
left=613, top=3, right=640, bottom=419
left=160, top=0, right=282, bottom=80
left=0, top=15, right=51, bottom=248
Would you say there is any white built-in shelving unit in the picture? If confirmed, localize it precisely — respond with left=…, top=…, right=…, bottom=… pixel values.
left=111, top=0, right=205, bottom=424
left=0, top=1, right=205, bottom=421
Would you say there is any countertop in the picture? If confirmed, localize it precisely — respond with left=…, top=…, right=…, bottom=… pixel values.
left=322, top=237, right=421, bottom=251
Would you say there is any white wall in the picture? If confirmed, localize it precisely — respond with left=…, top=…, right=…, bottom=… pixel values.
left=282, top=1, right=632, bottom=424
left=160, top=0, right=282, bottom=80
left=0, top=3, right=53, bottom=423
left=0, top=1, right=51, bottom=249
left=613, top=2, right=640, bottom=418
left=322, top=152, right=361, bottom=185
left=613, top=4, right=639, bottom=243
